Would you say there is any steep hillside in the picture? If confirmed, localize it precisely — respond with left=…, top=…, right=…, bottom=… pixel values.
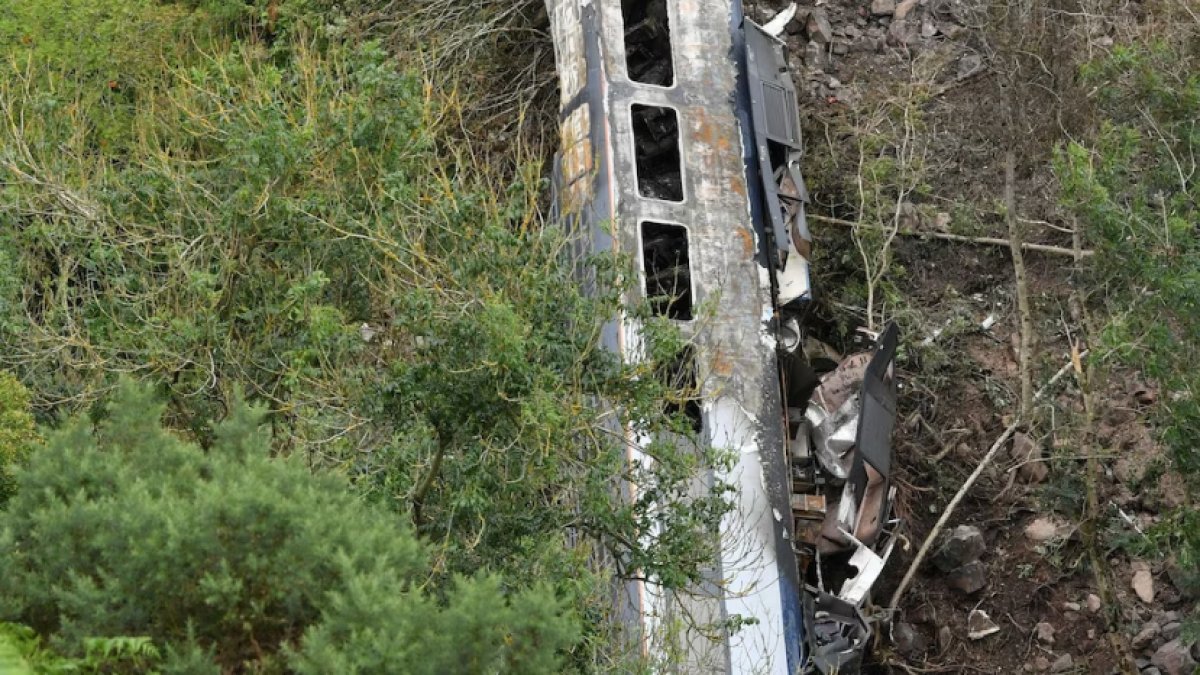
left=746, top=0, right=1199, bottom=671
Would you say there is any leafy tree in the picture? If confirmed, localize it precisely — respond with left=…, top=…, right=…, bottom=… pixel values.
left=0, top=382, right=579, bottom=673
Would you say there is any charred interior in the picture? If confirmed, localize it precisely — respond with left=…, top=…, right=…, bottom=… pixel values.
left=632, top=104, right=684, bottom=202
left=641, top=220, right=693, bottom=320
left=622, top=0, right=674, bottom=86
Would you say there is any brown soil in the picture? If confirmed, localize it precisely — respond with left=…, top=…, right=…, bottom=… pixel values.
left=744, top=0, right=1196, bottom=672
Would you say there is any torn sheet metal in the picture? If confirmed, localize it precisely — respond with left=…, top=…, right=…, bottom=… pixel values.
left=789, top=323, right=901, bottom=674
left=743, top=19, right=813, bottom=305
left=803, top=591, right=871, bottom=675
left=762, top=2, right=798, bottom=38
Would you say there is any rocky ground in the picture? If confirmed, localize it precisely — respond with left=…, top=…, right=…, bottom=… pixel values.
left=745, top=0, right=1198, bottom=673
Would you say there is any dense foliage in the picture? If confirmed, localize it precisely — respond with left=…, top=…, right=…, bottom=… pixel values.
left=0, top=371, right=38, bottom=505
left=1055, top=14, right=1200, bottom=596
left=0, top=383, right=578, bottom=673
left=0, top=0, right=730, bottom=668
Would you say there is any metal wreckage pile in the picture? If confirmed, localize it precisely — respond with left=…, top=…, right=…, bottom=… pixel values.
left=749, top=9, right=903, bottom=672
left=544, top=1, right=902, bottom=672
left=784, top=320, right=901, bottom=674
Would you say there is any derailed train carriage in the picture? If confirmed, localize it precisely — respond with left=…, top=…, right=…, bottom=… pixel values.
left=545, top=0, right=902, bottom=672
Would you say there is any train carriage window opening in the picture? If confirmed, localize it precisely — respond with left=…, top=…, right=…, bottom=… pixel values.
left=660, top=345, right=703, bottom=434
left=641, top=221, right=693, bottom=320
left=631, top=104, right=684, bottom=202
left=622, top=0, right=674, bottom=87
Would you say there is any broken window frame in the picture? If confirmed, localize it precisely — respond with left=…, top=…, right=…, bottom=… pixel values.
left=658, top=343, right=704, bottom=433
left=621, top=0, right=676, bottom=88
left=630, top=103, right=686, bottom=204
left=639, top=219, right=695, bottom=321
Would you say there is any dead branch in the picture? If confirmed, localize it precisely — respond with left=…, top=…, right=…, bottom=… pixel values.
left=809, top=214, right=1094, bottom=258
left=1007, top=150, right=1034, bottom=418
left=887, top=352, right=1085, bottom=616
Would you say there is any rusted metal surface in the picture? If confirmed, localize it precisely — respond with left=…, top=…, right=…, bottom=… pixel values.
left=546, top=2, right=902, bottom=673
left=546, top=1, right=800, bottom=672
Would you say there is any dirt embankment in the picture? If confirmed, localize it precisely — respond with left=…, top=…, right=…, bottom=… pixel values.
left=746, top=0, right=1198, bottom=672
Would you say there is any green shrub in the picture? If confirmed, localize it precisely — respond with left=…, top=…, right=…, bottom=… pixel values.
left=1057, top=36, right=1200, bottom=472
left=1055, top=11, right=1199, bottom=623
left=0, top=382, right=578, bottom=672
left=0, top=371, right=38, bottom=505
left=0, top=1, right=732, bottom=666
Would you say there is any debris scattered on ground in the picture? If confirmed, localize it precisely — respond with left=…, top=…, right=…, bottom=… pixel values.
left=744, top=0, right=1196, bottom=670
left=1024, top=516, right=1069, bottom=543
left=966, top=609, right=1000, bottom=640
left=1035, top=621, right=1056, bottom=645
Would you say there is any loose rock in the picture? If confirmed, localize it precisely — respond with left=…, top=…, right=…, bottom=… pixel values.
left=1152, top=639, right=1198, bottom=675
left=933, top=524, right=986, bottom=571
left=957, top=53, right=983, bottom=80
left=1025, top=516, right=1068, bottom=543
left=1049, top=653, right=1073, bottom=673
left=1085, top=593, right=1102, bottom=613
left=946, top=561, right=988, bottom=594
left=871, top=0, right=896, bottom=15
left=804, top=41, right=827, bottom=71
left=894, top=0, right=920, bottom=20
left=1132, top=561, right=1156, bottom=603
left=938, top=625, right=953, bottom=652
left=967, top=609, right=1000, bottom=640
left=806, top=10, right=834, bottom=44
left=891, top=621, right=927, bottom=656
left=1011, top=432, right=1049, bottom=484
left=1131, top=621, right=1160, bottom=651
left=920, top=16, right=938, bottom=38
left=785, top=8, right=811, bottom=36
left=888, top=19, right=918, bottom=46
left=1035, top=621, right=1055, bottom=645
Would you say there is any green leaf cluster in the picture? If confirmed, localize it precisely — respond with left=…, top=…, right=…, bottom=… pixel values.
left=1054, top=18, right=1200, bottom=618
left=0, top=382, right=578, bottom=673
left=1056, top=35, right=1200, bottom=472
left=0, top=371, right=38, bottom=505
left=0, top=0, right=733, bottom=668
